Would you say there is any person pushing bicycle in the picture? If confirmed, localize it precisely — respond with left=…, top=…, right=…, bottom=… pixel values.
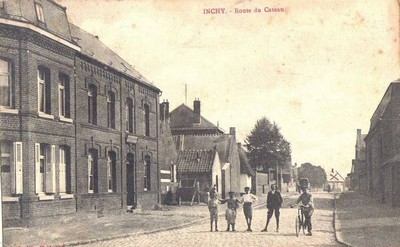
left=291, top=186, right=314, bottom=236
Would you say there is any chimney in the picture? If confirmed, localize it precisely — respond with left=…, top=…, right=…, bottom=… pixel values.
left=357, top=129, right=361, bottom=137
left=193, top=99, right=201, bottom=124
left=159, top=102, right=165, bottom=121
left=159, top=99, right=170, bottom=122
left=229, top=127, right=236, bottom=136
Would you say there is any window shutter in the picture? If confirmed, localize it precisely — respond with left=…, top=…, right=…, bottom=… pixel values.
left=59, top=148, right=66, bottom=193
left=45, top=145, right=55, bottom=193
left=35, top=143, right=41, bottom=193
left=12, top=142, right=23, bottom=194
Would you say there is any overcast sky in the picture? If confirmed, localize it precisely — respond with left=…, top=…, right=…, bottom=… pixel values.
left=57, top=0, right=400, bottom=176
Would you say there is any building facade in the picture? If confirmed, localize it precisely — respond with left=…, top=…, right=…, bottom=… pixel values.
left=365, top=80, right=400, bottom=207
left=350, top=129, right=367, bottom=194
left=0, top=0, right=161, bottom=226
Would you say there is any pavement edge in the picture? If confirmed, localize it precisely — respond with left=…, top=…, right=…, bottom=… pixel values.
left=333, top=193, right=353, bottom=247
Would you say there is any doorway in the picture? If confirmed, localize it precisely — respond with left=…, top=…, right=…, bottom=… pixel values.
left=126, top=153, right=135, bottom=207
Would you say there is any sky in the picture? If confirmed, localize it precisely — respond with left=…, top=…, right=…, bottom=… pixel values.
left=57, top=0, right=400, bottom=176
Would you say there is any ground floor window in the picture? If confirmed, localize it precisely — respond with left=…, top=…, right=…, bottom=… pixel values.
left=35, top=143, right=55, bottom=194
left=1, top=141, right=22, bottom=195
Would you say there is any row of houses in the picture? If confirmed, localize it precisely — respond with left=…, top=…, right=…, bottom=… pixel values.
left=0, top=0, right=262, bottom=226
left=350, top=79, right=400, bottom=207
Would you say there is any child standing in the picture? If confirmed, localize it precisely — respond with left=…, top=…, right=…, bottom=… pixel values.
left=207, top=193, right=219, bottom=232
left=220, top=191, right=240, bottom=231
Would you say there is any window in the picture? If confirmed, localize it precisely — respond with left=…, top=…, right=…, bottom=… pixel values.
left=1, top=141, right=22, bottom=196
left=0, top=59, right=13, bottom=108
left=180, top=178, right=195, bottom=188
left=88, top=85, right=97, bottom=125
left=88, top=150, right=98, bottom=193
left=38, top=66, right=51, bottom=114
left=58, top=74, right=70, bottom=118
left=59, top=146, right=71, bottom=194
left=107, top=151, right=117, bottom=192
left=35, top=3, right=45, bottom=24
left=170, top=162, right=176, bottom=183
left=126, top=98, right=134, bottom=133
left=144, top=104, right=150, bottom=136
left=35, top=143, right=55, bottom=194
left=107, top=91, right=115, bottom=129
left=144, top=155, right=151, bottom=191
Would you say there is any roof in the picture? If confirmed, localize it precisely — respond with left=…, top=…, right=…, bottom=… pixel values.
left=174, top=134, right=232, bottom=163
left=69, top=23, right=160, bottom=92
left=176, top=149, right=216, bottom=173
left=368, top=80, right=400, bottom=133
left=170, top=104, right=223, bottom=132
left=237, top=145, right=256, bottom=177
left=4, top=0, right=72, bottom=41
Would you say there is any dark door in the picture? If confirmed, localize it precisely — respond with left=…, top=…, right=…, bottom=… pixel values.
left=127, top=153, right=135, bottom=206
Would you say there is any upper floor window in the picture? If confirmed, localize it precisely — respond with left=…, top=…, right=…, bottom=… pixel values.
left=107, top=91, right=115, bottom=129
left=107, top=151, right=117, bottom=192
left=144, top=104, right=150, bottom=136
left=1, top=141, right=23, bottom=196
left=38, top=66, right=51, bottom=114
left=88, top=84, right=97, bottom=125
left=126, top=98, right=134, bottom=133
left=144, top=155, right=151, bottom=191
left=35, top=3, right=45, bottom=24
left=0, top=1, right=4, bottom=9
left=0, top=59, right=13, bottom=108
left=58, top=74, right=70, bottom=118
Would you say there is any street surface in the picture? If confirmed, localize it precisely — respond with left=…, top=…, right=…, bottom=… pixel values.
left=80, top=192, right=342, bottom=247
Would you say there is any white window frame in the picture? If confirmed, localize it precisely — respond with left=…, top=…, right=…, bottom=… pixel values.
left=107, top=154, right=112, bottom=192
left=35, top=3, right=45, bottom=24
left=59, top=147, right=66, bottom=194
left=88, top=153, right=94, bottom=193
left=58, top=76, right=65, bottom=117
left=0, top=59, right=12, bottom=108
left=34, top=143, right=55, bottom=200
left=1, top=141, right=23, bottom=197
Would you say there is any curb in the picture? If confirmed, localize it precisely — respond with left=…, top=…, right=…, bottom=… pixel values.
left=63, top=215, right=208, bottom=246
left=333, top=193, right=353, bottom=247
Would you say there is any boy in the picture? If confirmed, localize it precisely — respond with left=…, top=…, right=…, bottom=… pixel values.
left=207, top=193, right=219, bottom=232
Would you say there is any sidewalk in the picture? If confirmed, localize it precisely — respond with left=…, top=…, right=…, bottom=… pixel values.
left=3, top=192, right=285, bottom=247
left=4, top=206, right=206, bottom=247
left=335, top=191, right=400, bottom=247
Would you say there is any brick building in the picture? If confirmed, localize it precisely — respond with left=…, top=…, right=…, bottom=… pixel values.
left=0, top=0, right=161, bottom=226
left=365, top=80, right=400, bottom=207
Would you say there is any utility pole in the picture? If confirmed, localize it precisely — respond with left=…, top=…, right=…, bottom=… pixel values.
left=185, top=84, right=187, bottom=105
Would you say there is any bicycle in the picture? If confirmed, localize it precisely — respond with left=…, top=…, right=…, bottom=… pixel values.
left=292, top=204, right=307, bottom=237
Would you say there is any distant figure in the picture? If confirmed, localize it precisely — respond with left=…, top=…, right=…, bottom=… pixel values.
left=327, top=184, right=331, bottom=193
left=240, top=187, right=257, bottom=231
left=291, top=186, right=314, bottom=236
left=220, top=191, right=240, bottom=231
left=207, top=193, right=219, bottom=232
left=261, top=184, right=283, bottom=233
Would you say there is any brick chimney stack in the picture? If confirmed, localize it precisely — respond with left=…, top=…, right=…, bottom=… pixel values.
left=193, top=99, right=201, bottom=124
left=229, top=127, right=236, bottom=136
left=159, top=99, right=169, bottom=121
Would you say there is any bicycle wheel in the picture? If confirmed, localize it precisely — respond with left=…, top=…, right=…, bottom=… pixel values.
left=295, top=217, right=300, bottom=237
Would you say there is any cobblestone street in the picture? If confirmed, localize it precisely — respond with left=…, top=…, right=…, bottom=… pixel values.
left=79, top=193, right=340, bottom=247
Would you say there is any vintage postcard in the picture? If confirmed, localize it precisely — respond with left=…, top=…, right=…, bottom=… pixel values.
left=1, top=0, right=399, bottom=246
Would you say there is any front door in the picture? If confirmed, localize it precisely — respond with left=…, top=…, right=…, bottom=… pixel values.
left=126, top=153, right=135, bottom=207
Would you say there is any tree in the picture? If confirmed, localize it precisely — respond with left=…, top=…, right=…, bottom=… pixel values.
left=297, top=163, right=327, bottom=188
left=245, top=117, right=291, bottom=172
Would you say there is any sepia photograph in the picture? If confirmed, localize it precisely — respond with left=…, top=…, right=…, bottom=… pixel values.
left=1, top=0, right=400, bottom=246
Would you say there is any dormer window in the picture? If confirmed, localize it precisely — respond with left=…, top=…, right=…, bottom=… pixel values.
left=35, top=3, right=45, bottom=24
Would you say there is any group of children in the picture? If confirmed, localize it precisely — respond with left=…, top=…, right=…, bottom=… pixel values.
left=207, top=186, right=257, bottom=232
left=207, top=184, right=314, bottom=235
